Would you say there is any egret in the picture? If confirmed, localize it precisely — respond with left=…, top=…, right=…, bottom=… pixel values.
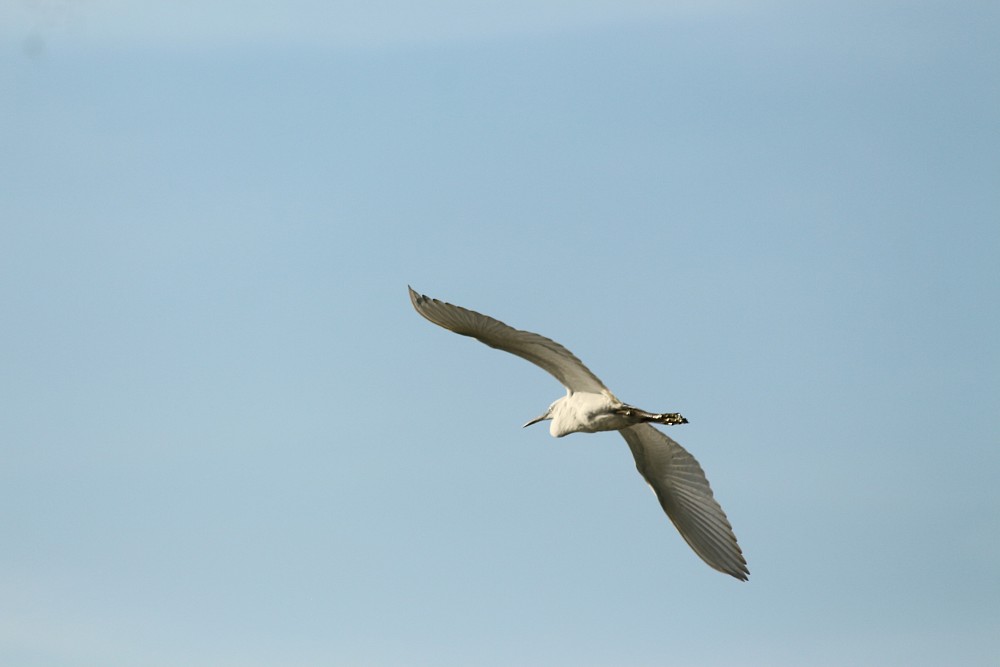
left=409, top=287, right=749, bottom=581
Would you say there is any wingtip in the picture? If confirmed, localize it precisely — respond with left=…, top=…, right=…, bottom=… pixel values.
left=408, top=285, right=424, bottom=308
left=720, top=556, right=750, bottom=581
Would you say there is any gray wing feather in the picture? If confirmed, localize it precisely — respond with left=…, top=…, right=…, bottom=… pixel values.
left=620, top=424, right=749, bottom=580
left=409, top=287, right=608, bottom=394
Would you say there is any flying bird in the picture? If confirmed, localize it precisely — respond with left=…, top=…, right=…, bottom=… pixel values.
left=409, top=286, right=749, bottom=581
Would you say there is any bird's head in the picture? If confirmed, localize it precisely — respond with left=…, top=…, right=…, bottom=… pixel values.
left=522, top=401, right=557, bottom=429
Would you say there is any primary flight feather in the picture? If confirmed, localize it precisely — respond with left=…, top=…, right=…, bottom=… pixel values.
left=409, top=286, right=749, bottom=581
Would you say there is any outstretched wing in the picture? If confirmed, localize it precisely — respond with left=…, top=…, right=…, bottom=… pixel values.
left=409, top=287, right=608, bottom=394
left=620, top=424, right=749, bottom=580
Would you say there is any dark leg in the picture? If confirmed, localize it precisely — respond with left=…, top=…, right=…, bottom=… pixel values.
left=616, top=405, right=689, bottom=426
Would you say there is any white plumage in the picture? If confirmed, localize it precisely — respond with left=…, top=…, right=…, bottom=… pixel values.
left=409, top=286, right=748, bottom=581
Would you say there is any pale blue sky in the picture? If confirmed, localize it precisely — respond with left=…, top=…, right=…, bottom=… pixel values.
left=2, top=2, right=998, bottom=666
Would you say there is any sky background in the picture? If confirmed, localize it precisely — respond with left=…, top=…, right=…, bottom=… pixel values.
left=2, top=1, right=998, bottom=665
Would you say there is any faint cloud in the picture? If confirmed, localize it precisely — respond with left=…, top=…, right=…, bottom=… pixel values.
left=21, top=31, right=45, bottom=59
left=6, top=0, right=81, bottom=58
left=2, top=0, right=761, bottom=52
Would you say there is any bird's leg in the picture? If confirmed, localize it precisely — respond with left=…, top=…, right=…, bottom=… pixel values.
left=616, top=405, right=689, bottom=426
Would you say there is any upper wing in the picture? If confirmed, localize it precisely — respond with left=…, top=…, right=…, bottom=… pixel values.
left=619, top=424, right=749, bottom=580
left=409, top=287, right=608, bottom=394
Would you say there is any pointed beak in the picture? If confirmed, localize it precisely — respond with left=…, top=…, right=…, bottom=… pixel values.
left=522, top=413, right=549, bottom=428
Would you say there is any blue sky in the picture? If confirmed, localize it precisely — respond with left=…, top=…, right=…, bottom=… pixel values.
left=2, top=2, right=998, bottom=665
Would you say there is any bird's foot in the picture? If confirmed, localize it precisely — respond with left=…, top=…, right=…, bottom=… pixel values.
left=652, top=412, right=688, bottom=426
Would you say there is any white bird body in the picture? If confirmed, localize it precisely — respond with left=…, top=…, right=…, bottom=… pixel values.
left=537, top=391, right=630, bottom=437
left=409, top=286, right=749, bottom=581
left=527, top=391, right=686, bottom=437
